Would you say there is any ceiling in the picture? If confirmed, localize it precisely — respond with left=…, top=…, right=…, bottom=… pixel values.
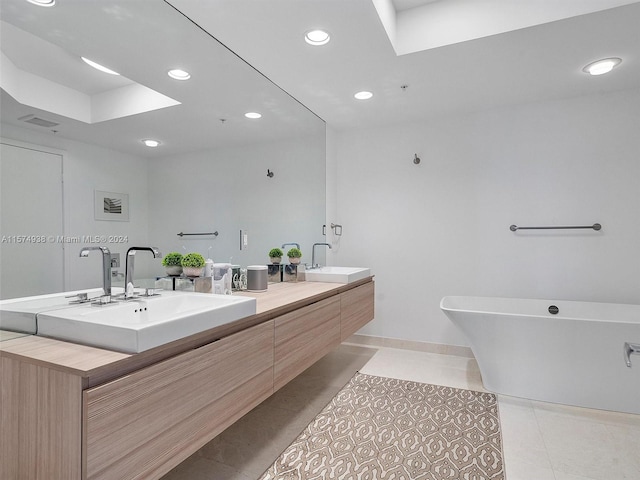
left=0, top=0, right=323, bottom=158
left=1, top=0, right=639, bottom=156
left=170, top=0, right=640, bottom=131
left=392, top=0, right=440, bottom=12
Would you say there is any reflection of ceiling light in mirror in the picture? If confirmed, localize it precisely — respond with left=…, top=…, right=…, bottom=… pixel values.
left=143, top=139, right=160, bottom=147
left=168, top=69, right=191, bottom=80
left=305, top=29, right=330, bottom=46
left=582, top=58, right=621, bottom=75
left=245, top=112, right=262, bottom=119
left=26, top=0, right=55, bottom=6
left=81, top=57, right=120, bottom=75
left=354, top=91, right=373, bottom=100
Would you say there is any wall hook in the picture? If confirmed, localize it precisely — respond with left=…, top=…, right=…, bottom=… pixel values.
left=267, top=169, right=274, bottom=178
left=413, top=154, right=421, bottom=165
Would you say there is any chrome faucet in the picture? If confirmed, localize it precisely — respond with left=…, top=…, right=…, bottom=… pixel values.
left=124, top=247, right=161, bottom=298
left=311, top=242, right=331, bottom=268
left=624, top=342, right=640, bottom=367
left=79, top=246, right=112, bottom=297
left=281, top=242, right=300, bottom=250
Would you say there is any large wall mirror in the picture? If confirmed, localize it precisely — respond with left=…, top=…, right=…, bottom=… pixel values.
left=0, top=0, right=326, bottom=303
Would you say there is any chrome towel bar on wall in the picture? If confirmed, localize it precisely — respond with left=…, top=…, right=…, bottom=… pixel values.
left=177, top=231, right=219, bottom=237
left=509, top=223, right=602, bottom=232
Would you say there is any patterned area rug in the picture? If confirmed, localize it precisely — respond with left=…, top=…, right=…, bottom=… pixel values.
left=260, top=372, right=505, bottom=480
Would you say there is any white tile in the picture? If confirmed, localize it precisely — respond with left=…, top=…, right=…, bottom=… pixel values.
left=604, top=423, right=640, bottom=473
left=359, top=347, right=485, bottom=391
left=553, top=472, right=601, bottom=480
left=533, top=400, right=640, bottom=428
left=498, top=395, right=552, bottom=470
left=162, top=457, right=252, bottom=480
left=502, top=459, right=556, bottom=480
left=534, top=403, right=640, bottom=480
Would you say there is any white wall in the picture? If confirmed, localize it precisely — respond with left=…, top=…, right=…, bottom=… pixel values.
left=1, top=124, right=325, bottom=295
left=147, top=136, right=326, bottom=275
left=325, top=126, right=339, bottom=247
left=0, top=124, right=149, bottom=292
left=62, top=140, right=150, bottom=288
left=330, top=89, right=640, bottom=346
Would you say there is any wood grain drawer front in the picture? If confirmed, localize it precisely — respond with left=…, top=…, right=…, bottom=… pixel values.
left=340, top=281, right=375, bottom=341
left=274, top=296, right=341, bottom=390
left=83, top=320, right=274, bottom=480
left=1, top=357, right=83, bottom=480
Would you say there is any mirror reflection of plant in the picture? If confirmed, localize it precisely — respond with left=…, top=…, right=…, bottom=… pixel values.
left=181, top=252, right=206, bottom=268
left=286, top=247, right=302, bottom=258
left=269, top=248, right=284, bottom=258
left=162, top=252, right=183, bottom=267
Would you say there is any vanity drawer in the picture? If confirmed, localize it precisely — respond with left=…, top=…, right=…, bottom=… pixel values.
left=340, top=281, right=375, bottom=341
left=83, top=320, right=274, bottom=480
left=274, top=295, right=341, bottom=390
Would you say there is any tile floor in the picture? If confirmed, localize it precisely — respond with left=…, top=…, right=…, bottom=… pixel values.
left=161, top=344, right=640, bottom=480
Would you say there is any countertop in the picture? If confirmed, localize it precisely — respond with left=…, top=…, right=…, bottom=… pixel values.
left=0, top=278, right=372, bottom=387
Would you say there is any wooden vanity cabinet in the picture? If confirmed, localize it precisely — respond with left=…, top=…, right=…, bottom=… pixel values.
left=1, top=358, right=84, bottom=480
left=1, top=278, right=374, bottom=480
left=340, top=281, right=375, bottom=341
left=274, top=296, right=341, bottom=390
left=83, top=320, right=274, bottom=480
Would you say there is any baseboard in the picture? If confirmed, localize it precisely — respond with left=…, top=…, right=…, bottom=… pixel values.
left=343, top=333, right=474, bottom=359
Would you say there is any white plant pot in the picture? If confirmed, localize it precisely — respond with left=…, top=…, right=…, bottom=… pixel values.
left=165, top=266, right=183, bottom=276
left=183, top=267, right=204, bottom=277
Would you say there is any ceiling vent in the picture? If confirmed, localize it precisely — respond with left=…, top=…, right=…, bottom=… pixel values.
left=18, top=114, right=60, bottom=128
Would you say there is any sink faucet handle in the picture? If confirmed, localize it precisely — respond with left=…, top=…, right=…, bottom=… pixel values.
left=65, top=292, right=89, bottom=303
left=92, top=295, right=113, bottom=306
left=68, top=292, right=88, bottom=300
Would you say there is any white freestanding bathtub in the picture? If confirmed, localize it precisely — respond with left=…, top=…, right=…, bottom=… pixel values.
left=440, top=296, right=640, bottom=415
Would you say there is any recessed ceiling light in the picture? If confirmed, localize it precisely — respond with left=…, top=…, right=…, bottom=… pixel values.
left=245, top=112, right=262, bottom=119
left=354, top=91, right=373, bottom=100
left=168, top=69, right=191, bottom=80
left=143, top=139, right=160, bottom=147
left=582, top=57, right=622, bottom=76
left=81, top=57, right=120, bottom=75
left=305, top=30, right=330, bottom=46
left=26, top=0, right=55, bottom=6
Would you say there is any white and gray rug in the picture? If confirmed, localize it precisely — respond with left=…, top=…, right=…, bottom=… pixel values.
left=260, top=372, right=505, bottom=480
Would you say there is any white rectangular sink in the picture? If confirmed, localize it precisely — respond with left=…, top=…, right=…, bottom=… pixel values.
left=305, top=266, right=371, bottom=284
left=0, top=288, right=103, bottom=334
left=36, top=291, right=257, bottom=353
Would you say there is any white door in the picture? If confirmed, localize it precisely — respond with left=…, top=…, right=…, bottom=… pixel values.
left=0, top=142, right=64, bottom=299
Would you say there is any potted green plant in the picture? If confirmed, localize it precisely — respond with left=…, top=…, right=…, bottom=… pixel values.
left=287, top=247, right=302, bottom=264
left=162, top=252, right=183, bottom=276
left=269, top=248, right=284, bottom=264
left=181, top=252, right=206, bottom=277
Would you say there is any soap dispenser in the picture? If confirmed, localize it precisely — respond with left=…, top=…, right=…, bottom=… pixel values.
left=204, top=258, right=214, bottom=277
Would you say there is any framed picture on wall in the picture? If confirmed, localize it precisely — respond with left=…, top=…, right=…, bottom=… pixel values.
left=94, top=190, right=129, bottom=221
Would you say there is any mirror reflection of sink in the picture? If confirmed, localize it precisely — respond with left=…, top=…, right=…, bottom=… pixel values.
left=0, top=288, right=104, bottom=334
left=36, top=291, right=257, bottom=353
left=305, top=266, right=371, bottom=284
